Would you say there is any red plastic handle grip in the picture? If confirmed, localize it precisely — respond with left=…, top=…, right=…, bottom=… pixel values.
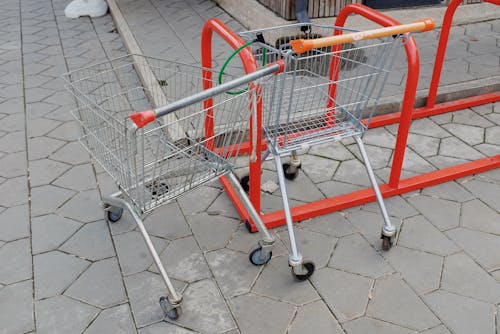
left=130, top=109, right=155, bottom=128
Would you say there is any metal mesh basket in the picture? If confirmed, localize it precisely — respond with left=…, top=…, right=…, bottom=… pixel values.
left=239, top=23, right=403, bottom=153
left=63, top=54, right=255, bottom=213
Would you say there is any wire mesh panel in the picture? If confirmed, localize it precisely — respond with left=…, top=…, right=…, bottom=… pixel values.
left=239, top=23, right=402, bottom=153
left=63, top=55, right=255, bottom=214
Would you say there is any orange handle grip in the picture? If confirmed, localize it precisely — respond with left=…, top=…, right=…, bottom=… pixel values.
left=130, top=109, right=156, bottom=128
left=291, top=18, right=435, bottom=54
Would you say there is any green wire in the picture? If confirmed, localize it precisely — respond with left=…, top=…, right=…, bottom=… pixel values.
left=218, top=39, right=267, bottom=95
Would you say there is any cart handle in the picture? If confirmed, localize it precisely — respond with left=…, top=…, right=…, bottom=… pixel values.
left=291, top=18, right=434, bottom=54
left=130, top=60, right=285, bottom=129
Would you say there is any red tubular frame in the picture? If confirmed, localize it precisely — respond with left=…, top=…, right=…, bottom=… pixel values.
left=367, top=0, right=500, bottom=128
left=201, top=19, right=262, bottom=223
left=203, top=3, right=500, bottom=232
left=427, top=0, right=500, bottom=108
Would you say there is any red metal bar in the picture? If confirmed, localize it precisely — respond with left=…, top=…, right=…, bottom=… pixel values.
left=335, top=4, right=421, bottom=188
left=220, top=175, right=250, bottom=223
left=427, top=0, right=500, bottom=108
left=369, top=91, right=500, bottom=128
left=201, top=19, right=263, bottom=214
left=251, top=155, right=500, bottom=231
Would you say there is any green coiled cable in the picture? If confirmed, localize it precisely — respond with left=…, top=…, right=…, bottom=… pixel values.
left=218, top=39, right=267, bottom=95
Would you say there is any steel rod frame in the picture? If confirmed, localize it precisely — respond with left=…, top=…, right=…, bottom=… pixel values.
left=202, top=2, right=500, bottom=232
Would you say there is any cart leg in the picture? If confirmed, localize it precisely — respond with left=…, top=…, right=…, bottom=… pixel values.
left=102, top=194, right=183, bottom=319
left=283, top=150, right=301, bottom=180
left=227, top=173, right=276, bottom=265
left=274, top=154, right=315, bottom=280
left=354, top=136, right=396, bottom=250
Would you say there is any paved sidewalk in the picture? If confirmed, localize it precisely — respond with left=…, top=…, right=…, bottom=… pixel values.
left=116, top=0, right=500, bottom=106
left=0, top=0, right=499, bottom=334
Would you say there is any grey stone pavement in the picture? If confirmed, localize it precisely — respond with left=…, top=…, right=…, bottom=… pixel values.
left=0, top=0, right=498, bottom=333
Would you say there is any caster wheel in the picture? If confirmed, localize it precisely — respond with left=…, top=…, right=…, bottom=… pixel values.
left=240, top=174, right=250, bottom=193
left=381, top=235, right=392, bottom=251
left=107, top=207, right=123, bottom=223
left=292, top=260, right=315, bottom=281
left=159, top=296, right=179, bottom=320
left=282, top=163, right=300, bottom=180
left=249, top=245, right=272, bottom=266
left=166, top=308, right=179, bottom=320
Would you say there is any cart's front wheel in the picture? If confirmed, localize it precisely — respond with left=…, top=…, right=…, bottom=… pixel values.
left=249, top=245, right=272, bottom=266
left=381, top=235, right=392, bottom=251
left=159, top=296, right=179, bottom=320
left=107, top=207, right=123, bottom=223
left=292, top=260, right=315, bottom=281
left=283, top=163, right=301, bottom=180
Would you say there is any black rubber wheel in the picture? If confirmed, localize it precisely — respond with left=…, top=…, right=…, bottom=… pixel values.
left=292, top=260, right=315, bottom=281
left=159, top=296, right=179, bottom=320
left=240, top=174, right=250, bottom=193
left=245, top=221, right=258, bottom=234
left=107, top=207, right=123, bottom=223
left=249, top=245, right=272, bottom=266
left=166, top=308, right=179, bottom=320
left=381, top=235, right=392, bottom=251
left=282, top=163, right=300, bottom=180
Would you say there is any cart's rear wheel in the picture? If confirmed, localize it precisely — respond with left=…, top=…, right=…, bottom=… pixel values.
left=159, top=296, right=179, bottom=320
left=107, top=207, right=123, bottom=223
left=381, top=235, right=392, bottom=251
left=292, top=260, right=315, bottom=281
left=283, top=163, right=301, bottom=180
left=249, top=245, right=272, bottom=266
left=239, top=174, right=250, bottom=193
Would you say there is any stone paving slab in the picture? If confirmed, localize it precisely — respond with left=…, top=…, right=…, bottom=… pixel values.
left=424, top=290, right=496, bottom=334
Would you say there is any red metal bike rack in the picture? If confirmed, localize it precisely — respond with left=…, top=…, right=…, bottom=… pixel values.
left=202, top=2, right=500, bottom=232
left=369, top=0, right=500, bottom=128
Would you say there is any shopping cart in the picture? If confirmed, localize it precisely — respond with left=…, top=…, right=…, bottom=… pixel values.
left=225, top=20, right=435, bottom=279
left=62, top=54, right=284, bottom=319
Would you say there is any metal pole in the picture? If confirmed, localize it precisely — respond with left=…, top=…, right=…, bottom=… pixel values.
left=227, top=173, right=274, bottom=243
left=354, top=136, right=395, bottom=236
left=153, top=63, right=282, bottom=119
left=274, top=154, right=301, bottom=263
left=103, top=195, right=182, bottom=303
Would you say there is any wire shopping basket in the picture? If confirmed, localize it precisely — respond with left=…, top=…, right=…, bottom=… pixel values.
left=64, top=55, right=255, bottom=213
left=238, top=23, right=425, bottom=152
left=63, top=54, right=283, bottom=319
